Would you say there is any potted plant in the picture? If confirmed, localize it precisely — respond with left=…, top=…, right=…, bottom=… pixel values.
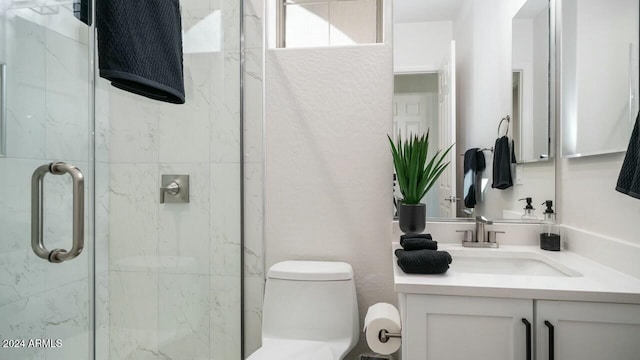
left=388, top=132, right=453, bottom=234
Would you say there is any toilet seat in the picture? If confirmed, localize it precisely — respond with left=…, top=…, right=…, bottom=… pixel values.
left=246, top=339, right=335, bottom=360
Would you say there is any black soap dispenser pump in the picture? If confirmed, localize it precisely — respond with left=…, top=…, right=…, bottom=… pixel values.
left=540, top=200, right=561, bottom=251
left=519, top=197, right=537, bottom=220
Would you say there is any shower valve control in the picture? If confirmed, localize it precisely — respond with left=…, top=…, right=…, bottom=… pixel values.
left=160, top=175, right=189, bottom=204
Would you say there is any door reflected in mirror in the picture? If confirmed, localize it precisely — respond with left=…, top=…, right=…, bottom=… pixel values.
left=393, top=72, right=457, bottom=219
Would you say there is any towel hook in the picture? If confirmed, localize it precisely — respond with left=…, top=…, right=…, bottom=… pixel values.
left=497, top=115, right=510, bottom=137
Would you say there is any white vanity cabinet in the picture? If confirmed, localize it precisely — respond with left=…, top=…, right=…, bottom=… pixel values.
left=401, top=294, right=533, bottom=360
left=536, top=300, right=640, bottom=360
left=400, top=294, right=640, bottom=360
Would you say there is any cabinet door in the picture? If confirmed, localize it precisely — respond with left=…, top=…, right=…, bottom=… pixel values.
left=404, top=294, right=533, bottom=360
left=536, top=300, right=640, bottom=360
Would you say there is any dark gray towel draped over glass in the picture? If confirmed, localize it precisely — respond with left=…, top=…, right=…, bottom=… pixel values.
left=96, top=0, right=186, bottom=104
left=616, top=114, right=640, bottom=199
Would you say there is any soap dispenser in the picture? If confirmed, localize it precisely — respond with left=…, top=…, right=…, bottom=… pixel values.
left=540, top=200, right=561, bottom=251
left=519, top=197, right=537, bottom=220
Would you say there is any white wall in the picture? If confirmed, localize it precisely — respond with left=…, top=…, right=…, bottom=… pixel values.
left=265, top=44, right=393, bottom=358
left=558, top=153, right=640, bottom=247
left=394, top=21, right=453, bottom=71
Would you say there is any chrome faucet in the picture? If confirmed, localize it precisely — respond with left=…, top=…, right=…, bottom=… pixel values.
left=475, top=216, right=492, bottom=243
left=457, top=216, right=503, bottom=248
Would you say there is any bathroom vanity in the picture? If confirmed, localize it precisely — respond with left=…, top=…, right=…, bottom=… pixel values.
left=393, top=243, right=640, bottom=360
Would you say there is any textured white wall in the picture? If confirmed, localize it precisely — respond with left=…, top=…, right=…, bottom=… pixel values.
left=264, top=45, right=394, bottom=358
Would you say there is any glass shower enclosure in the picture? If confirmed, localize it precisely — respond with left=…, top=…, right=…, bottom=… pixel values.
left=0, top=1, right=243, bottom=359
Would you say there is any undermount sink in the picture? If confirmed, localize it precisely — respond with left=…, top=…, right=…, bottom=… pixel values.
left=447, top=249, right=582, bottom=277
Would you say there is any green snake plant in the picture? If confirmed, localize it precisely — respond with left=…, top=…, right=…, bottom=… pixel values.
left=388, top=131, right=454, bottom=205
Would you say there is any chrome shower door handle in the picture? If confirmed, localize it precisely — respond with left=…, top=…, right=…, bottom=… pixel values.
left=31, top=162, right=85, bottom=263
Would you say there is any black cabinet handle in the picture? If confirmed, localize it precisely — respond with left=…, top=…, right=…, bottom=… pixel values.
left=545, top=320, right=555, bottom=360
left=521, top=318, right=532, bottom=360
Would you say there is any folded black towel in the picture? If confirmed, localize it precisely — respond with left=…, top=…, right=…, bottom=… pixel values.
left=492, top=136, right=514, bottom=190
left=97, top=0, right=186, bottom=104
left=616, top=113, right=640, bottom=199
left=400, top=233, right=433, bottom=241
left=400, top=238, right=438, bottom=251
left=395, top=249, right=452, bottom=274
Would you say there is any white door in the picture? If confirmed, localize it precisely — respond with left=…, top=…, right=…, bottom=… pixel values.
left=392, top=93, right=430, bottom=203
left=536, top=300, right=640, bottom=360
left=392, top=93, right=429, bottom=140
left=404, top=295, right=532, bottom=360
left=438, top=40, right=457, bottom=217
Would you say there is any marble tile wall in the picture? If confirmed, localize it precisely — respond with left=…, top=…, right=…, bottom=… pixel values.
left=0, top=1, right=257, bottom=359
left=0, top=6, right=94, bottom=360
left=242, top=0, right=265, bottom=356
left=101, top=0, right=244, bottom=359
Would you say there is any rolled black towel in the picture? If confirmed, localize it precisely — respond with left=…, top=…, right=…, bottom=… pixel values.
left=400, top=233, right=433, bottom=241
left=395, top=249, right=452, bottom=274
left=400, top=238, right=438, bottom=251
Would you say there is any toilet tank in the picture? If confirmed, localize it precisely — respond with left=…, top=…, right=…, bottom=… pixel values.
left=262, top=261, right=359, bottom=349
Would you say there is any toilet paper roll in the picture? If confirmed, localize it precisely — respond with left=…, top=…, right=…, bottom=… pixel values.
left=363, top=302, right=402, bottom=355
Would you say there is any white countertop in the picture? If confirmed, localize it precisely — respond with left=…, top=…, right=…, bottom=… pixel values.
left=393, top=243, right=640, bottom=304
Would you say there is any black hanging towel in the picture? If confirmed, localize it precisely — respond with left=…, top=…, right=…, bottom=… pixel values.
left=616, top=113, right=640, bottom=199
left=491, top=136, right=514, bottom=190
left=463, top=148, right=486, bottom=208
left=96, top=0, right=186, bottom=104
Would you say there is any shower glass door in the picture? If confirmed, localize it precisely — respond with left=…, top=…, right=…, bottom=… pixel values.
left=0, top=2, right=93, bottom=360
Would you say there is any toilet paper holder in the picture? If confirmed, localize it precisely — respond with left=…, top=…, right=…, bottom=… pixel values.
left=378, top=329, right=402, bottom=343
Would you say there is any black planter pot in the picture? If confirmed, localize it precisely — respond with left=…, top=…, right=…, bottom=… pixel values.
left=398, top=202, right=426, bottom=234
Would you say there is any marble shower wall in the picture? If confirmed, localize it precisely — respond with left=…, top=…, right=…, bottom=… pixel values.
left=99, top=1, right=243, bottom=359
left=0, top=6, right=93, bottom=360
left=242, top=0, right=265, bottom=356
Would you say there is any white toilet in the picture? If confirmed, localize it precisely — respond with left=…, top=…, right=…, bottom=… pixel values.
left=247, top=260, right=360, bottom=360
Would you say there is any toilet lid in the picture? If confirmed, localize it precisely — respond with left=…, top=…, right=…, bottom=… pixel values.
left=246, top=340, right=335, bottom=360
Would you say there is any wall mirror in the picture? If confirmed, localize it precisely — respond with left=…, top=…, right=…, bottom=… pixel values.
left=560, top=0, right=639, bottom=157
left=392, top=0, right=556, bottom=223
left=512, top=0, right=552, bottom=163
